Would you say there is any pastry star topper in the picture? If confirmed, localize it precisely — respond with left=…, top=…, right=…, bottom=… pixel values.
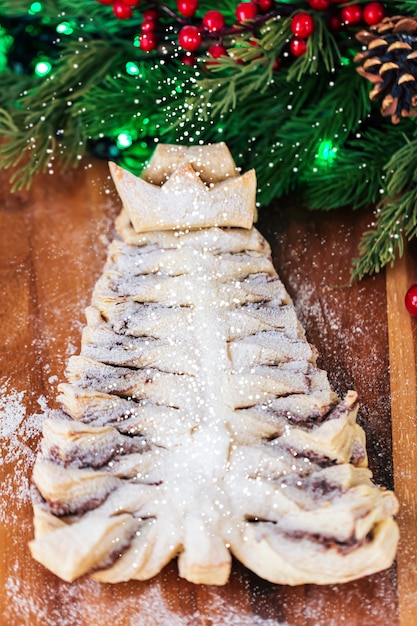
left=109, top=143, right=257, bottom=233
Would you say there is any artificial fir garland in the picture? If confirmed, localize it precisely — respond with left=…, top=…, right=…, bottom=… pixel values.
left=1, top=0, right=417, bottom=280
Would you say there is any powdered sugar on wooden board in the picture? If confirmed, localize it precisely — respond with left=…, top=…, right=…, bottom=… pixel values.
left=2, top=572, right=283, bottom=626
left=0, top=379, right=49, bottom=522
left=0, top=383, right=26, bottom=440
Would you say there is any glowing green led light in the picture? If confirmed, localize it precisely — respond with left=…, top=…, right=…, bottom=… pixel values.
left=126, top=61, right=140, bottom=75
left=0, top=27, right=13, bottom=73
left=143, top=117, right=150, bottom=125
left=29, top=2, right=43, bottom=14
left=116, top=132, right=133, bottom=149
left=35, top=60, right=52, bottom=77
left=341, top=57, right=350, bottom=66
left=133, top=36, right=141, bottom=48
left=56, top=22, right=74, bottom=35
left=316, top=140, right=337, bottom=166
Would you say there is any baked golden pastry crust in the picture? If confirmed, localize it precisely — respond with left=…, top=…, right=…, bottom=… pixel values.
left=29, top=143, right=398, bottom=585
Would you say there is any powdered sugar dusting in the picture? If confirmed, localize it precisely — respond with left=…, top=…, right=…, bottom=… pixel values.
left=3, top=571, right=288, bottom=626
left=0, top=379, right=52, bottom=522
left=0, top=382, right=26, bottom=439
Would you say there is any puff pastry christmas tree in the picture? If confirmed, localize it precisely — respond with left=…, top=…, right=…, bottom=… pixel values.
left=30, top=143, right=399, bottom=586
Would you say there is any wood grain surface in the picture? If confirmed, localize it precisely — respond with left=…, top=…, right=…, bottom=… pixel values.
left=0, top=159, right=414, bottom=626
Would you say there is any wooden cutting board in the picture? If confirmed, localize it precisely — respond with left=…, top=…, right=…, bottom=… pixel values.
left=0, top=159, right=415, bottom=626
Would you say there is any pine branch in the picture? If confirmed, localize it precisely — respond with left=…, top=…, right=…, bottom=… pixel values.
left=388, top=1, right=417, bottom=12
left=78, top=60, right=193, bottom=141
left=246, top=67, right=371, bottom=206
left=303, top=153, right=382, bottom=211
left=351, top=133, right=417, bottom=280
left=195, top=56, right=277, bottom=117
left=303, top=117, right=417, bottom=211
left=0, top=72, right=33, bottom=109
left=383, top=134, right=417, bottom=198
left=180, top=15, right=292, bottom=119
left=351, top=192, right=413, bottom=281
left=0, top=38, right=123, bottom=189
left=0, top=107, right=59, bottom=187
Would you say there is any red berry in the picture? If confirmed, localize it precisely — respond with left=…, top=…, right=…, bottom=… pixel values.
left=140, top=32, right=157, bottom=51
left=208, top=44, right=227, bottom=58
left=142, top=19, right=156, bottom=32
left=177, top=0, right=199, bottom=18
left=273, top=58, right=281, bottom=70
left=363, top=2, right=385, bottom=25
left=143, top=9, right=158, bottom=20
left=121, top=0, right=140, bottom=6
left=307, top=0, right=330, bottom=9
left=290, top=36, right=307, bottom=57
left=236, top=2, right=258, bottom=23
left=258, top=0, right=274, bottom=12
left=341, top=4, right=362, bottom=25
left=113, top=0, right=132, bottom=18
left=178, top=25, right=202, bottom=51
left=291, top=12, right=315, bottom=38
left=202, top=10, right=225, bottom=32
left=181, top=53, right=197, bottom=65
left=405, top=284, right=417, bottom=316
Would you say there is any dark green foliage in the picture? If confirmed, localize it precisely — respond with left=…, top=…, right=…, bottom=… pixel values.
left=1, top=0, right=417, bottom=279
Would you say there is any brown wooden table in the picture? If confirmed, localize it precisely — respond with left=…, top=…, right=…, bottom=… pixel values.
left=0, top=159, right=416, bottom=625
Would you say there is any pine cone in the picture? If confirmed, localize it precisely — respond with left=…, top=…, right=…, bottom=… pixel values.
left=355, top=15, right=417, bottom=123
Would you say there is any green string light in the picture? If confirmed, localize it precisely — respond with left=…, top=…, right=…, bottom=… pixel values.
left=316, top=140, right=337, bottom=166
left=116, top=132, right=134, bottom=149
left=0, top=27, right=13, bottom=73
left=126, top=61, right=140, bottom=75
left=56, top=22, right=74, bottom=36
left=29, top=2, right=43, bottom=14
left=34, top=60, right=52, bottom=77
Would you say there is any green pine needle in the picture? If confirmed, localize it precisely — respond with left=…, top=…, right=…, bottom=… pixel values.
left=352, top=198, right=407, bottom=281
left=352, top=132, right=417, bottom=280
left=0, top=38, right=122, bottom=189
